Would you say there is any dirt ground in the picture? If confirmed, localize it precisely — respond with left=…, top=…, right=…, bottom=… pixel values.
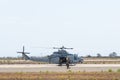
left=0, top=72, right=120, bottom=80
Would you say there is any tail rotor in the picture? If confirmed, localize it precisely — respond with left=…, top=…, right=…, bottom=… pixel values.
left=17, top=46, right=30, bottom=60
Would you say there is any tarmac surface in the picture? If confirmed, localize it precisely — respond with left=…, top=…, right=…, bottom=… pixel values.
left=0, top=64, right=120, bottom=72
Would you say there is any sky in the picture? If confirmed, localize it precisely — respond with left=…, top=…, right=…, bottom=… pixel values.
left=0, top=0, right=120, bottom=57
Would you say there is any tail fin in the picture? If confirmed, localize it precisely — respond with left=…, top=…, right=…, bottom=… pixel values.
left=17, top=46, right=30, bottom=60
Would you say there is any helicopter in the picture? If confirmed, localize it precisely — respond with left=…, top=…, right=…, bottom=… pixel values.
left=17, top=46, right=84, bottom=66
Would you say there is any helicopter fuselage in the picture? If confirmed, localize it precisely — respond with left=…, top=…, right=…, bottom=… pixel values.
left=18, top=46, right=84, bottom=65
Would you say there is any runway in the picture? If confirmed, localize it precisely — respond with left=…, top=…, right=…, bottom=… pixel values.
left=0, top=64, right=120, bottom=72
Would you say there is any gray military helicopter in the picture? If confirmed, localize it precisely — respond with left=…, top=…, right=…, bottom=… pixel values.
left=17, top=46, right=84, bottom=66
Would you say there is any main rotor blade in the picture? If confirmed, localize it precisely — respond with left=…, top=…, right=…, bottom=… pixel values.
left=53, top=47, right=60, bottom=49
left=53, top=47, right=73, bottom=49
left=64, top=48, right=73, bottom=49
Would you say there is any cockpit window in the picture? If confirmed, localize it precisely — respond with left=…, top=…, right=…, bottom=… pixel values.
left=74, top=54, right=78, bottom=60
